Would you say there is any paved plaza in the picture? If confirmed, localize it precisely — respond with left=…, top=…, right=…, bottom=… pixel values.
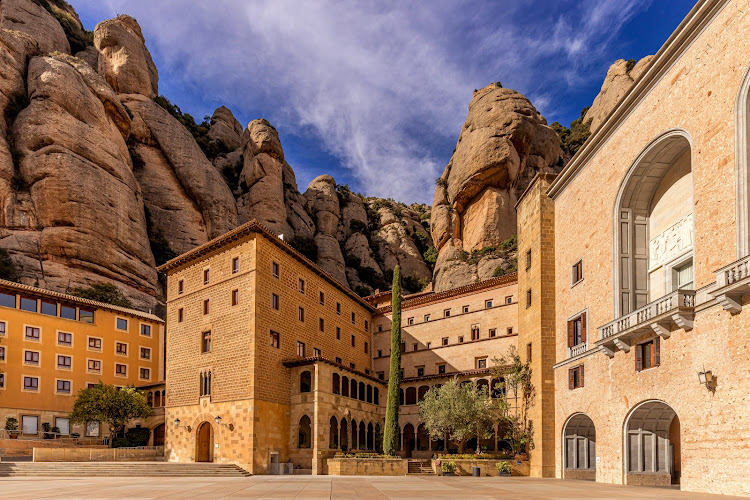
left=0, top=475, right=746, bottom=500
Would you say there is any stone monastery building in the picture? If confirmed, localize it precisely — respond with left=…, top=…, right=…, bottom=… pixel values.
left=158, top=0, right=750, bottom=495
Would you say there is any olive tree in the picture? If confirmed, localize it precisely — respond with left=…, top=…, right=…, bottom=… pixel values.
left=491, top=345, right=535, bottom=456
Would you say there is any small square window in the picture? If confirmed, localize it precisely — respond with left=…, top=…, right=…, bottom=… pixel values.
left=407, top=317, right=414, bottom=326
left=56, top=380, right=71, bottom=394
left=569, top=364, right=584, bottom=389
left=24, top=350, right=40, bottom=365
left=231, top=289, right=239, bottom=306
left=413, top=343, right=418, bottom=351
left=116, top=342, right=127, bottom=355
left=636, top=338, right=660, bottom=372
left=417, top=367, right=424, bottom=377
left=58, top=331, right=72, bottom=346
left=0, top=321, right=5, bottom=336
left=507, top=327, right=513, bottom=335
left=88, top=359, right=101, bottom=373
left=178, top=280, right=184, bottom=294
left=203, top=299, right=210, bottom=315
left=426, top=342, right=431, bottom=349
left=489, top=328, right=497, bottom=338
left=115, top=364, right=127, bottom=376
left=476, top=358, right=487, bottom=369
left=24, top=376, right=39, bottom=391
left=178, top=308, right=184, bottom=322
left=25, top=326, right=40, bottom=340
left=88, top=337, right=102, bottom=350
left=140, top=324, right=151, bottom=337
left=298, top=306, right=305, bottom=322
left=462, top=305, right=469, bottom=314
left=232, top=257, right=240, bottom=274
left=0, top=346, right=5, bottom=361
left=57, top=355, right=71, bottom=369
left=505, top=296, right=512, bottom=304
left=438, top=364, right=446, bottom=374
left=458, top=336, right=464, bottom=343
left=203, top=268, right=210, bottom=285
left=350, top=363, right=356, bottom=370
left=572, top=260, right=583, bottom=285
left=377, top=372, right=385, bottom=380
left=377, top=349, right=382, bottom=357
left=335, top=356, right=342, bottom=365
left=140, top=368, right=150, bottom=380
left=299, top=278, right=305, bottom=294
left=116, top=318, right=128, bottom=331
left=443, top=309, right=451, bottom=318
left=270, top=331, right=280, bottom=348
left=272, top=262, right=280, bottom=278
left=442, top=337, right=448, bottom=346
left=424, top=314, right=430, bottom=322
left=140, top=347, right=151, bottom=360
left=485, top=299, right=493, bottom=308
left=313, top=348, right=321, bottom=357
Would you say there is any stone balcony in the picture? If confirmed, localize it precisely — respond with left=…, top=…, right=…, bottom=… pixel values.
left=713, top=255, right=750, bottom=314
left=567, top=342, right=587, bottom=358
left=596, top=290, right=695, bottom=357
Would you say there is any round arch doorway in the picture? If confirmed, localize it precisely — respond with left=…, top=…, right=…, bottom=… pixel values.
left=196, top=422, right=214, bottom=462
left=624, top=400, right=680, bottom=486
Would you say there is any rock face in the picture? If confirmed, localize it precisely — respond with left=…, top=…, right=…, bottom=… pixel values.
left=583, top=56, right=653, bottom=134
left=0, top=0, right=70, bottom=54
left=431, top=84, right=564, bottom=291
left=209, top=106, right=243, bottom=151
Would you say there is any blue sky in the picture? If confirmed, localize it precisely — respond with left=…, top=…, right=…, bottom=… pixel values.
left=74, top=0, right=695, bottom=204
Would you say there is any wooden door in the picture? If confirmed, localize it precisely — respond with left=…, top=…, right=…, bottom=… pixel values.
left=153, top=424, right=165, bottom=447
left=196, top=423, right=212, bottom=462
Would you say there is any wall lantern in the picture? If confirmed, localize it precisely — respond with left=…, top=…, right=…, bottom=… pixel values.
left=215, top=416, right=234, bottom=431
left=174, top=418, right=181, bottom=427
left=698, top=367, right=714, bottom=389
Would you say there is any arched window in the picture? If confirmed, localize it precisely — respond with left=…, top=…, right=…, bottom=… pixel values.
left=342, top=376, right=349, bottom=397
left=476, top=379, right=489, bottom=397
left=366, top=384, right=372, bottom=403
left=417, top=385, right=429, bottom=402
left=300, top=371, right=312, bottom=393
left=329, top=416, right=339, bottom=449
left=374, top=387, right=379, bottom=405
left=154, top=391, right=161, bottom=407
left=161, top=390, right=166, bottom=406
left=351, top=419, right=358, bottom=449
left=358, top=381, right=365, bottom=402
left=405, top=387, right=417, bottom=405
left=625, top=401, right=679, bottom=477
left=147, top=391, right=153, bottom=407
left=340, top=419, right=349, bottom=452
left=491, top=377, right=506, bottom=398
left=564, top=413, right=596, bottom=472
left=367, top=423, right=374, bottom=450
left=417, top=424, right=429, bottom=451
left=375, top=423, right=382, bottom=453
left=399, top=388, right=404, bottom=405
left=200, top=371, right=211, bottom=396
left=332, top=373, right=340, bottom=395
left=350, top=378, right=358, bottom=400
left=298, top=415, right=312, bottom=448
left=358, top=422, right=366, bottom=450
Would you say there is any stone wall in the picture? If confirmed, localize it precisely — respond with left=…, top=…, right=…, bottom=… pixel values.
left=33, top=447, right=162, bottom=462
left=434, top=458, right=529, bottom=476
left=327, top=457, right=407, bottom=476
left=0, top=438, right=107, bottom=457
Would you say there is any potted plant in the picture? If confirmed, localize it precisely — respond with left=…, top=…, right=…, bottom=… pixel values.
left=41, top=422, right=53, bottom=439
left=5, top=417, right=19, bottom=439
left=51, top=426, right=61, bottom=439
left=441, top=460, right=457, bottom=476
left=495, top=461, right=512, bottom=477
left=71, top=432, right=81, bottom=439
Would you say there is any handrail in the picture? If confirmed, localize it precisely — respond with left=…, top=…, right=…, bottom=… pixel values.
left=598, top=290, right=695, bottom=340
left=0, top=429, right=108, bottom=445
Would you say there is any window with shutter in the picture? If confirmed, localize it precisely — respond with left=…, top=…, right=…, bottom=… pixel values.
left=636, top=342, right=644, bottom=371
left=580, top=312, right=587, bottom=342
left=654, top=337, right=660, bottom=367
left=567, top=320, right=574, bottom=348
left=569, top=368, right=574, bottom=390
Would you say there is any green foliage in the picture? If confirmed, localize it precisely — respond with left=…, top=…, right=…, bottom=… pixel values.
left=496, top=461, right=512, bottom=473
left=551, top=106, right=592, bottom=157
left=439, top=453, right=512, bottom=460
left=435, top=177, right=447, bottom=187
left=402, top=275, right=427, bottom=294
left=625, top=58, right=636, bottom=73
left=383, top=266, right=402, bottom=456
left=410, top=231, right=429, bottom=255
left=0, top=249, right=18, bottom=282
left=335, top=184, right=354, bottom=206
left=33, top=0, right=93, bottom=53
left=4, top=417, right=18, bottom=431
left=441, top=460, right=457, bottom=473
left=354, top=285, right=373, bottom=297
left=69, top=282, right=133, bottom=308
left=491, top=346, right=536, bottom=456
left=41, top=422, right=55, bottom=439
left=349, top=219, right=367, bottom=234
left=69, top=383, right=153, bottom=446
left=493, top=264, right=517, bottom=277
left=123, top=426, right=151, bottom=447
left=153, top=95, right=232, bottom=160
left=423, top=246, right=438, bottom=271
left=334, top=452, right=395, bottom=458
left=287, top=236, right=319, bottom=262
left=418, top=377, right=495, bottom=453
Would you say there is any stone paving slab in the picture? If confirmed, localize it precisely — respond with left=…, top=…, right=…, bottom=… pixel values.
left=0, top=475, right=747, bottom=499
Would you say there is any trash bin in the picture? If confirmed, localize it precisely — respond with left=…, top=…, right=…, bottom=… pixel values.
left=472, top=466, right=481, bottom=477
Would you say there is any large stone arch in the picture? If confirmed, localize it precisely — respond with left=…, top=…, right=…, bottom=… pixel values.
left=562, top=413, right=596, bottom=481
left=735, top=64, right=750, bottom=257
left=613, top=129, right=694, bottom=316
left=623, top=400, right=680, bottom=487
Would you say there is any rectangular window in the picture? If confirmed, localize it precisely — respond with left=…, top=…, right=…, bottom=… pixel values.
left=88, top=359, right=101, bottom=373
left=319, top=291, right=325, bottom=305
left=507, top=327, right=513, bottom=335
left=443, top=309, right=451, bottom=317
left=57, top=355, right=71, bottom=369
left=377, top=372, right=385, bottom=380
left=413, top=343, right=418, bottom=351
left=56, top=380, right=71, bottom=394
left=140, top=368, right=150, bottom=380
left=271, top=293, right=279, bottom=310
left=485, top=299, right=493, bottom=308
left=201, top=331, right=212, bottom=353
left=232, top=257, right=240, bottom=274
left=636, top=338, right=660, bottom=371
left=336, top=302, right=341, bottom=315
left=272, top=262, right=280, bottom=278
left=313, top=348, right=321, bottom=357
left=0, top=321, right=6, bottom=336
left=471, top=325, right=479, bottom=341
left=364, top=342, right=369, bottom=354
left=140, top=347, right=151, bottom=360
left=178, top=308, right=184, bottom=322
left=462, top=305, right=469, bottom=313
left=0, top=373, right=4, bottom=387
left=58, top=331, right=72, bottom=346
left=79, top=308, right=94, bottom=323
left=527, top=342, right=532, bottom=362
left=526, top=289, right=532, bottom=308
left=20, top=296, right=37, bottom=312
left=298, top=278, right=305, bottom=294
left=335, top=357, right=342, bottom=365
left=426, top=342, right=431, bottom=349
left=378, top=324, right=383, bottom=332
left=569, top=364, right=584, bottom=389
left=572, top=260, right=583, bottom=285
left=364, top=320, right=369, bottom=332
left=675, top=260, right=694, bottom=290
left=203, top=268, right=210, bottom=285
left=476, top=358, right=487, bottom=369
left=203, top=299, right=209, bottom=315
left=567, top=313, right=587, bottom=348
left=60, top=304, right=76, bottom=319
left=116, top=317, right=128, bottom=331
left=297, top=341, right=306, bottom=357
left=401, top=342, right=405, bottom=353
left=424, top=314, right=430, bottom=322
left=25, top=326, right=40, bottom=340
left=351, top=335, right=356, bottom=347
left=115, top=364, right=127, bottom=376
left=505, top=296, right=512, bottom=304
left=417, top=366, right=424, bottom=377
left=526, top=249, right=532, bottom=270
left=377, top=349, right=382, bottom=357
left=350, top=363, right=356, bottom=370
left=178, top=280, right=184, bottom=294
left=88, top=337, right=102, bottom=350
left=407, top=317, right=414, bottom=325
left=22, top=415, right=38, bottom=434
left=442, top=337, right=448, bottom=346
left=41, top=300, right=57, bottom=316
left=23, top=376, right=39, bottom=391
left=86, top=422, right=100, bottom=437
left=489, top=328, right=497, bottom=338
left=116, top=342, right=127, bottom=355
left=270, top=330, right=280, bottom=348
left=351, top=312, right=356, bottom=324
left=140, top=324, right=151, bottom=337
left=298, top=306, right=305, bottom=322
left=0, top=346, right=5, bottom=361
left=336, top=327, right=341, bottom=340
left=24, top=350, right=40, bottom=365
left=438, top=364, right=446, bottom=374
left=231, top=289, right=239, bottom=306
left=319, top=317, right=325, bottom=332
left=458, top=336, right=464, bottom=343
left=0, top=291, right=15, bottom=308
left=55, top=417, right=70, bottom=436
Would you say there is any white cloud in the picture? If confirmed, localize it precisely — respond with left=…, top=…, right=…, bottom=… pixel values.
left=74, top=0, right=653, bottom=204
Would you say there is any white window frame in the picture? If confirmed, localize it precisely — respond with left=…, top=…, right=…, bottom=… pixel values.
left=87, top=336, right=103, bottom=352
left=139, top=322, right=152, bottom=338
left=87, top=358, right=102, bottom=374
left=23, top=324, right=41, bottom=342
left=115, top=341, right=129, bottom=357
left=56, top=354, right=73, bottom=371
left=55, top=417, right=70, bottom=435
left=139, top=367, right=151, bottom=381
left=23, top=349, right=41, bottom=366
left=22, top=375, right=39, bottom=392
left=56, top=330, right=74, bottom=348
left=115, top=316, right=129, bottom=332
left=55, top=378, right=73, bottom=395
left=114, top=363, right=128, bottom=378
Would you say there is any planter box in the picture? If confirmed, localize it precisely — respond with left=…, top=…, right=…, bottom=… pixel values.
left=327, top=458, right=407, bottom=476
left=432, top=459, right=529, bottom=477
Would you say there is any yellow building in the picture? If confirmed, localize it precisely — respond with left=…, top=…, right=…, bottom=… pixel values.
left=0, top=279, right=164, bottom=440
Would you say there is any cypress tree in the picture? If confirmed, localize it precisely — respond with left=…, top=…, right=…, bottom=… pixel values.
left=383, top=265, right=402, bottom=455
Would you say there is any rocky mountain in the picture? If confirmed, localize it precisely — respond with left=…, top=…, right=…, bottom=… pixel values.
left=0, top=1, right=433, bottom=311
left=429, top=83, right=565, bottom=291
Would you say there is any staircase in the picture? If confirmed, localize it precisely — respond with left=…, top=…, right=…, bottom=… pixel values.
left=407, top=460, right=434, bottom=475
left=0, top=462, right=251, bottom=477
